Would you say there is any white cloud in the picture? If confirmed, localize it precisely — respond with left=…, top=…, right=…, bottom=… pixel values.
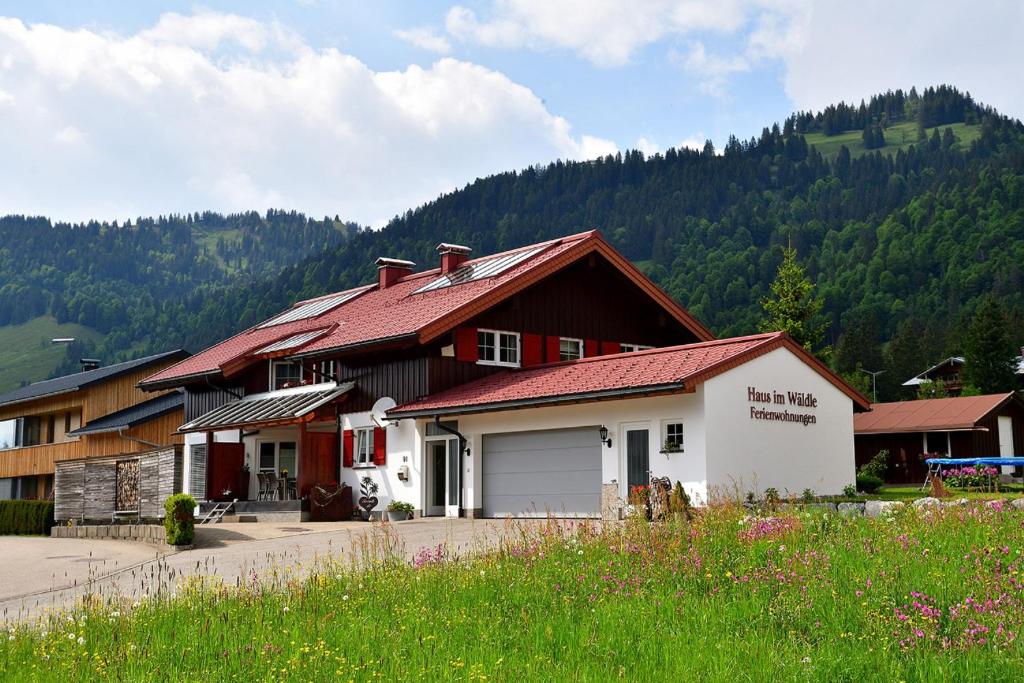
left=394, top=27, right=452, bottom=54
left=675, top=42, right=750, bottom=98
left=776, top=2, right=1024, bottom=119
left=677, top=135, right=708, bottom=152
left=0, top=13, right=615, bottom=224
left=444, top=0, right=750, bottom=67
left=635, top=136, right=660, bottom=156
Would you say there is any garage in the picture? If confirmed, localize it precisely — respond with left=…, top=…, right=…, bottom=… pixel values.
left=481, top=426, right=602, bottom=518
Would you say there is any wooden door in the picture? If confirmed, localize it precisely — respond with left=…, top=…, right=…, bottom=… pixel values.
left=299, top=431, right=339, bottom=499
left=207, top=442, right=245, bottom=501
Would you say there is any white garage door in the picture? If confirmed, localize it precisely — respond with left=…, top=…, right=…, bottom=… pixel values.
left=482, top=426, right=602, bottom=518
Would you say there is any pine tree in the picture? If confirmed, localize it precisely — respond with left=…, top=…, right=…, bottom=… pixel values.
left=881, top=318, right=928, bottom=401
left=963, top=295, right=1017, bottom=393
left=760, top=247, right=829, bottom=356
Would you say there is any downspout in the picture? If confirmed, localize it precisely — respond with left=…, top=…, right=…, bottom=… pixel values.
left=433, top=416, right=469, bottom=513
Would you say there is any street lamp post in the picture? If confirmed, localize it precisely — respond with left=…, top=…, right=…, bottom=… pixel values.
left=858, top=368, right=885, bottom=404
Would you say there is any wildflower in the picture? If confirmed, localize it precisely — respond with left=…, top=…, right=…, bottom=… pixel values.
left=68, top=633, right=76, bottom=641
left=77, top=637, right=85, bottom=645
left=801, top=657, right=811, bottom=664
left=342, top=595, right=349, bottom=601
left=282, top=606, right=290, bottom=613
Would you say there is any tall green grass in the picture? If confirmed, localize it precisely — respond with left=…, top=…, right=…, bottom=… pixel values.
left=3, top=505, right=1023, bottom=681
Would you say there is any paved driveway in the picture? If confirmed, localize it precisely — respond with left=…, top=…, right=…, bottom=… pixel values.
left=0, top=518, right=528, bottom=623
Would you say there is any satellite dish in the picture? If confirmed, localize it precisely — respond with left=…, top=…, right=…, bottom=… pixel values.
left=371, top=397, right=397, bottom=428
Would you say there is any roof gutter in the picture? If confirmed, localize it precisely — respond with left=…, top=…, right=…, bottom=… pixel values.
left=116, top=427, right=162, bottom=449
left=389, top=381, right=687, bottom=419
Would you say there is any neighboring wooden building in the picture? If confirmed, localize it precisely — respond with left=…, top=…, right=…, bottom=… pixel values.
left=903, top=354, right=1024, bottom=397
left=854, top=392, right=1024, bottom=484
left=0, top=350, right=189, bottom=500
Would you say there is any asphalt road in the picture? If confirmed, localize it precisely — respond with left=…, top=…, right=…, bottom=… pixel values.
left=0, top=517, right=527, bottom=623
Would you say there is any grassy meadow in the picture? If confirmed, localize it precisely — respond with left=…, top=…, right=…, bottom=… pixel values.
left=803, top=120, right=981, bottom=159
left=0, top=316, right=103, bottom=392
left=3, top=503, right=1024, bottom=681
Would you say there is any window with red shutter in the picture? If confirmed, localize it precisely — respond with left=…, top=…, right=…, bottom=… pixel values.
left=522, top=333, right=543, bottom=366
left=342, top=429, right=354, bottom=467
left=545, top=335, right=560, bottom=363
left=455, top=327, right=479, bottom=362
left=584, top=339, right=599, bottom=357
left=601, top=341, right=622, bottom=355
left=373, top=427, right=387, bottom=466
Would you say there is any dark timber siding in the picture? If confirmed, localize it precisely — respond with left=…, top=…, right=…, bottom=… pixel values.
left=337, top=355, right=429, bottom=412
left=184, top=386, right=244, bottom=423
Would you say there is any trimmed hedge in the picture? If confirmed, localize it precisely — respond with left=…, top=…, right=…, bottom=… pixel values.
left=164, top=493, right=196, bottom=546
left=0, top=500, right=55, bottom=535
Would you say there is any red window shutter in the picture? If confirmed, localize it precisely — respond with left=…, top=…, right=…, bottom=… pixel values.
left=545, top=335, right=561, bottom=363
left=373, top=427, right=387, bottom=466
left=342, top=429, right=354, bottom=468
left=601, top=341, right=621, bottom=355
left=455, top=327, right=478, bottom=362
left=522, top=333, right=543, bottom=366
left=584, top=339, right=599, bottom=358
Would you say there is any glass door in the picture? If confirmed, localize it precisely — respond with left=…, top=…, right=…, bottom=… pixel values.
left=426, top=437, right=460, bottom=517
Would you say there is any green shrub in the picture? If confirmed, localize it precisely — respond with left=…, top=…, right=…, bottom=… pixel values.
left=763, top=487, right=781, bottom=511
left=856, top=473, right=883, bottom=494
left=0, top=500, right=54, bottom=535
left=164, top=493, right=197, bottom=546
left=843, top=484, right=858, bottom=498
left=801, top=488, right=815, bottom=503
left=386, top=501, right=414, bottom=514
left=859, top=449, right=890, bottom=480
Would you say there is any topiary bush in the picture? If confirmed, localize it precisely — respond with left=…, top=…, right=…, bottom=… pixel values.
left=0, top=500, right=54, bottom=535
left=164, top=493, right=197, bottom=546
left=856, top=473, right=883, bottom=494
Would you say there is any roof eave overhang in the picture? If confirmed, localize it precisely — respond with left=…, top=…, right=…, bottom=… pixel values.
left=0, top=386, right=81, bottom=410
left=177, top=382, right=352, bottom=434
left=287, top=332, right=420, bottom=361
left=138, top=369, right=221, bottom=392
left=855, top=426, right=982, bottom=435
left=388, top=381, right=688, bottom=419
left=68, top=404, right=184, bottom=437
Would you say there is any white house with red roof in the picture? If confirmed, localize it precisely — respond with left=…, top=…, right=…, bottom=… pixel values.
left=139, top=231, right=868, bottom=519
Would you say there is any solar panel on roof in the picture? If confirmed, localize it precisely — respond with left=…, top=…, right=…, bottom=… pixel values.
left=255, top=329, right=329, bottom=354
left=258, top=288, right=367, bottom=328
left=413, top=246, right=545, bottom=294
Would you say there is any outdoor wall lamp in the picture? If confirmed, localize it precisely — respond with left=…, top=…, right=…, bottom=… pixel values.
left=598, top=425, right=612, bottom=448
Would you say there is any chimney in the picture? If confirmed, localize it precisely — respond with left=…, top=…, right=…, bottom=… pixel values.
left=437, top=243, right=472, bottom=275
left=376, top=257, right=415, bottom=289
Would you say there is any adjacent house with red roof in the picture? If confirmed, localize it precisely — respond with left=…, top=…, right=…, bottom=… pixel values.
left=854, top=393, right=1024, bottom=484
left=138, top=230, right=868, bottom=519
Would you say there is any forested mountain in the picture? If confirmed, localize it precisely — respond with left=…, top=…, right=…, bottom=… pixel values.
left=2, top=85, right=1022, bottom=400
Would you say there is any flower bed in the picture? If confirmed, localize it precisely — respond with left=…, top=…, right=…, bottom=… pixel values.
left=942, top=466, right=1000, bottom=490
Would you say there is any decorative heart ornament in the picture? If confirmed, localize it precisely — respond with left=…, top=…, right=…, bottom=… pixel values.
left=358, top=496, right=378, bottom=512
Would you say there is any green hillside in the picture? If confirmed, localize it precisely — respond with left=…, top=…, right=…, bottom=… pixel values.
left=804, top=120, right=982, bottom=159
left=0, top=316, right=103, bottom=392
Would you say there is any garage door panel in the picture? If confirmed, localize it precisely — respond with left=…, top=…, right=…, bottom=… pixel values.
left=482, top=426, right=601, bottom=518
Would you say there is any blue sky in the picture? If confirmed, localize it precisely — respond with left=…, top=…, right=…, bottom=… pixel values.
left=1, top=1, right=1022, bottom=225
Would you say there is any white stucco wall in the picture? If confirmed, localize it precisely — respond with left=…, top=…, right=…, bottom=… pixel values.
left=436, top=390, right=709, bottom=511
left=339, top=410, right=421, bottom=512
left=703, top=346, right=856, bottom=498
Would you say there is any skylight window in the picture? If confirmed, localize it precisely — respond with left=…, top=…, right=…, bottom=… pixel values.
left=257, top=288, right=368, bottom=328
left=255, top=329, right=329, bottom=354
left=414, top=246, right=546, bottom=294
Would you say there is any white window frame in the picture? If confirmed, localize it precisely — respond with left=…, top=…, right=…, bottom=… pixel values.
left=661, top=419, right=684, bottom=453
left=354, top=427, right=375, bottom=467
left=559, top=337, right=584, bottom=361
left=314, top=359, right=337, bottom=384
left=270, top=360, right=303, bottom=390
left=621, top=343, right=655, bottom=353
left=477, top=329, right=521, bottom=367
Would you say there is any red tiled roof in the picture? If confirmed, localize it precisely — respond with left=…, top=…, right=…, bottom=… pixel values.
left=854, top=393, right=1017, bottom=434
left=390, top=332, right=870, bottom=417
left=141, top=230, right=714, bottom=388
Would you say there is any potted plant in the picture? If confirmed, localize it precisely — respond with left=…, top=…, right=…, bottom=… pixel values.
left=385, top=500, right=414, bottom=522
left=659, top=438, right=682, bottom=455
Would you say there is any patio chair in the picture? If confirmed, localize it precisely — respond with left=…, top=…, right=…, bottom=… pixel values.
left=265, top=472, right=280, bottom=501
left=256, top=471, right=268, bottom=501
left=285, top=478, right=297, bottom=500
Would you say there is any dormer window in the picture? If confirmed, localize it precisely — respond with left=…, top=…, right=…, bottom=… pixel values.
left=477, top=329, right=520, bottom=367
left=270, top=360, right=303, bottom=390
left=559, top=337, right=583, bottom=361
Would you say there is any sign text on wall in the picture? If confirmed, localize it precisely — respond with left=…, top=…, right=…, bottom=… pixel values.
left=746, top=386, right=818, bottom=426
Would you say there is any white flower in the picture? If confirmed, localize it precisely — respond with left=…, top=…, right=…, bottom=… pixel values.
left=480, top=570, right=485, bottom=577
left=282, top=606, right=290, bottom=613
left=110, top=611, right=120, bottom=618
left=68, top=633, right=76, bottom=640
left=577, top=550, right=584, bottom=556
left=342, top=595, right=349, bottom=601
left=801, top=656, right=811, bottom=664
left=7, top=635, right=13, bottom=641
left=77, top=636, right=85, bottom=645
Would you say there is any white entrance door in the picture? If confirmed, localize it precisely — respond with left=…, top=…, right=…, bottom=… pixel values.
left=425, top=437, right=460, bottom=517
left=998, top=416, right=1016, bottom=474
